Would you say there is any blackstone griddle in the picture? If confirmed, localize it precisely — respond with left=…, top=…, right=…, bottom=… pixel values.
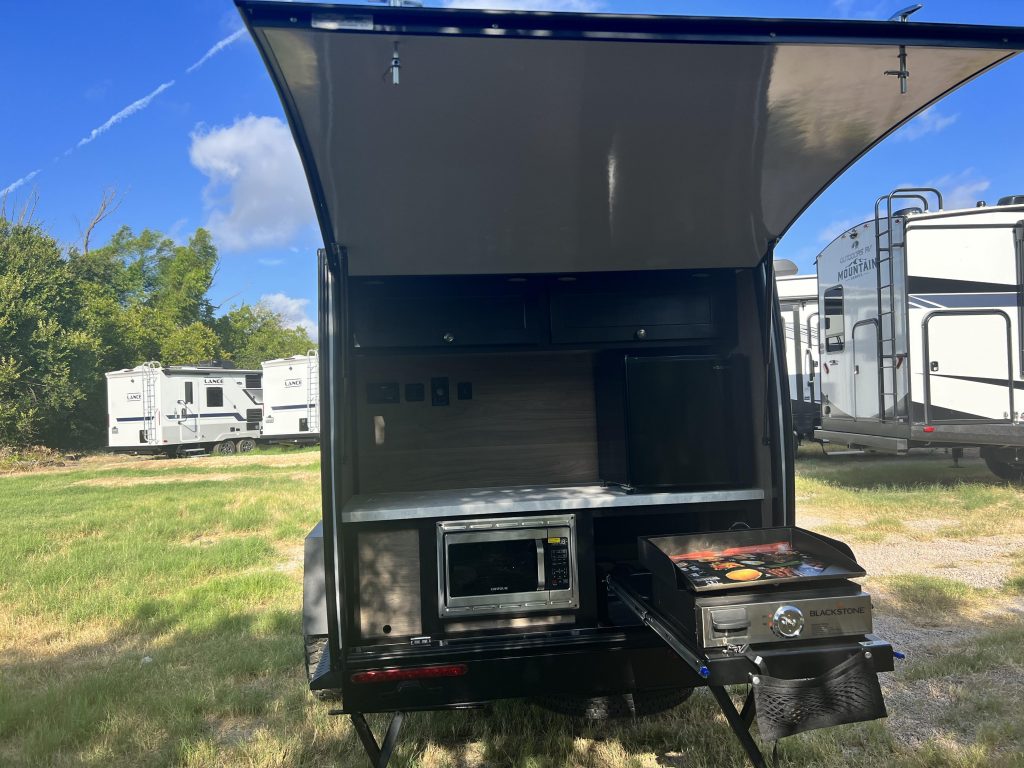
left=606, top=527, right=891, bottom=768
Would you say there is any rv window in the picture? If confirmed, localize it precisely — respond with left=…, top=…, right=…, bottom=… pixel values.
left=206, top=387, right=224, bottom=408
left=184, top=382, right=194, bottom=405
left=823, top=285, right=845, bottom=352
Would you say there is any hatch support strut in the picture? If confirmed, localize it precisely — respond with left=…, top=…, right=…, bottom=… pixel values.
left=884, top=4, right=923, bottom=94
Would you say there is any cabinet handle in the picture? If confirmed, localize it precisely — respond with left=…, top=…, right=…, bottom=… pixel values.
left=442, top=332, right=455, bottom=344
left=635, top=328, right=648, bottom=340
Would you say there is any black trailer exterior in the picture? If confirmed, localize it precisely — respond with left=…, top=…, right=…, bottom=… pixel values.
left=237, top=3, right=1022, bottom=765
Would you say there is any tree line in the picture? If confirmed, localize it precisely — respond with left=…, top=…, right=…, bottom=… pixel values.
left=0, top=208, right=314, bottom=449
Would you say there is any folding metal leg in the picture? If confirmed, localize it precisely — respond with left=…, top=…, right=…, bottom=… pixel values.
left=708, top=686, right=766, bottom=768
left=350, top=712, right=404, bottom=768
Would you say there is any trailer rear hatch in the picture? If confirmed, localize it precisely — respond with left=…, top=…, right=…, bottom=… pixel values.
left=240, top=2, right=1021, bottom=276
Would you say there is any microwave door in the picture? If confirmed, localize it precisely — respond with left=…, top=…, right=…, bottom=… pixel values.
left=444, top=531, right=544, bottom=611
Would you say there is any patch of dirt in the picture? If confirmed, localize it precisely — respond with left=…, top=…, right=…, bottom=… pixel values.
left=74, top=472, right=243, bottom=488
left=883, top=668, right=1024, bottom=750
left=274, top=541, right=305, bottom=574
left=205, top=715, right=261, bottom=747
left=851, top=535, right=1024, bottom=590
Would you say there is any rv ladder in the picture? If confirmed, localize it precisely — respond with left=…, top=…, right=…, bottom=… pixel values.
left=306, top=351, right=319, bottom=433
left=872, top=188, right=942, bottom=422
left=140, top=361, right=161, bottom=445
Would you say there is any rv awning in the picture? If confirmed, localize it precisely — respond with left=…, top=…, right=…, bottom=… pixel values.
left=239, top=3, right=1022, bottom=276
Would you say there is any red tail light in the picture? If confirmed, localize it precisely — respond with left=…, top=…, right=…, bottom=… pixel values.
left=923, top=426, right=935, bottom=433
left=351, top=664, right=468, bottom=684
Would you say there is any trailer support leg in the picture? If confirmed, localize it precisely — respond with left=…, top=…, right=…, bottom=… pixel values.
left=708, top=686, right=767, bottom=768
left=952, top=447, right=963, bottom=468
left=350, top=711, right=404, bottom=768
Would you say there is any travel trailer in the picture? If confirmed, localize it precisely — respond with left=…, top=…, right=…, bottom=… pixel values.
left=777, top=275, right=821, bottom=441
left=260, top=353, right=320, bottom=443
left=814, top=190, right=1024, bottom=479
left=238, top=2, right=1023, bottom=765
left=106, top=362, right=262, bottom=456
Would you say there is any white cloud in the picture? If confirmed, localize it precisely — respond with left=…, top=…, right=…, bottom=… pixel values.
left=187, top=29, right=247, bottom=74
left=189, top=115, right=316, bottom=251
left=77, top=80, right=175, bottom=148
left=893, top=107, right=958, bottom=142
left=927, top=171, right=990, bottom=210
left=259, top=258, right=285, bottom=267
left=1, top=169, right=41, bottom=198
left=260, top=292, right=316, bottom=336
left=444, top=0, right=601, bottom=9
left=817, top=215, right=870, bottom=244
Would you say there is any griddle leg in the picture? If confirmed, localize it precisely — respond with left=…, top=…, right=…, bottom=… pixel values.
left=708, top=686, right=767, bottom=768
left=351, top=711, right=404, bottom=768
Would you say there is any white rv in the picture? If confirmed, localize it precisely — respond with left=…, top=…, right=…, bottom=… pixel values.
left=815, top=189, right=1024, bottom=479
left=106, top=362, right=263, bottom=456
left=260, top=353, right=319, bottom=443
left=777, top=274, right=820, bottom=440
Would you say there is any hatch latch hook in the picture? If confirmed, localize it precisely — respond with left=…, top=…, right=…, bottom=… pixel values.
left=884, top=4, right=923, bottom=94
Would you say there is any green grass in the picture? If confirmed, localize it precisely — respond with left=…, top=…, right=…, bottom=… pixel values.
left=795, top=449, right=1024, bottom=542
left=1, top=449, right=1024, bottom=766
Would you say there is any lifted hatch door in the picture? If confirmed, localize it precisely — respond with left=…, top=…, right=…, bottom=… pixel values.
left=239, top=3, right=1022, bottom=275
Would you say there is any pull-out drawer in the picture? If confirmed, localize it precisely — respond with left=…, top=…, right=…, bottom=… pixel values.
left=351, top=277, right=546, bottom=348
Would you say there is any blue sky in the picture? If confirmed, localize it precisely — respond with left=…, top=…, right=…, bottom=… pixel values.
left=3, top=0, right=1024, bottom=334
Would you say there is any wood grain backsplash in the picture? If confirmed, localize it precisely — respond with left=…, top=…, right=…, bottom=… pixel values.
left=354, top=352, right=599, bottom=493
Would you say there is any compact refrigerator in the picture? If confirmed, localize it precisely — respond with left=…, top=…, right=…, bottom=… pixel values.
left=594, top=354, right=754, bottom=490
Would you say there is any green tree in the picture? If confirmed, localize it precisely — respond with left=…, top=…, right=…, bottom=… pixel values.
left=216, top=303, right=315, bottom=370
left=0, top=219, right=100, bottom=447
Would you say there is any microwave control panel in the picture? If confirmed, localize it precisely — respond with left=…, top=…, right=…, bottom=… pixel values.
left=545, top=537, right=571, bottom=590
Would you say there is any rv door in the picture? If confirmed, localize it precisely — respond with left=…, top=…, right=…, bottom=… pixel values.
left=852, top=320, right=881, bottom=420
left=923, top=311, right=1014, bottom=423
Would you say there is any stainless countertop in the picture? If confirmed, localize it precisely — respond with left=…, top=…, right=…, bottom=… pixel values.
left=341, top=484, right=765, bottom=523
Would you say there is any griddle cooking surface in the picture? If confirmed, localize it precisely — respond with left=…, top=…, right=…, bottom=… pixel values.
left=641, top=527, right=865, bottom=592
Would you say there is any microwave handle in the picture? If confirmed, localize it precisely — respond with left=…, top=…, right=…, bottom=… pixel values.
left=536, top=539, right=546, bottom=590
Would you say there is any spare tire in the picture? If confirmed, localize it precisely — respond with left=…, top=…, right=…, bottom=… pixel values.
left=534, top=687, right=693, bottom=720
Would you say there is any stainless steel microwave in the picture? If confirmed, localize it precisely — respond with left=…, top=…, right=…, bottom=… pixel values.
left=436, top=514, right=579, bottom=617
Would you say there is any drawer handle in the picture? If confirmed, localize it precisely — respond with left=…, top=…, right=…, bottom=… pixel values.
left=442, top=332, right=455, bottom=344
left=635, top=328, right=648, bottom=340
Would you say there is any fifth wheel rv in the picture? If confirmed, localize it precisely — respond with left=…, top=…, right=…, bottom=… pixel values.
left=815, top=190, right=1024, bottom=479
left=260, top=353, right=320, bottom=443
left=238, top=2, right=1024, bottom=766
left=106, top=362, right=263, bottom=456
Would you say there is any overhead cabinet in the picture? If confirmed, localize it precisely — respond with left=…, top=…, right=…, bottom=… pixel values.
left=351, top=272, right=730, bottom=350
left=351, top=277, right=546, bottom=348
left=549, top=273, right=724, bottom=344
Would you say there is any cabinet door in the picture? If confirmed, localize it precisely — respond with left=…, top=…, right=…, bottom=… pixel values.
left=550, top=273, right=720, bottom=344
left=351, top=277, right=545, bottom=348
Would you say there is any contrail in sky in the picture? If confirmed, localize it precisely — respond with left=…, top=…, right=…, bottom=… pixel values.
left=187, top=29, right=246, bottom=73
left=1, top=169, right=41, bottom=198
left=2, top=26, right=250, bottom=195
left=76, top=80, right=176, bottom=148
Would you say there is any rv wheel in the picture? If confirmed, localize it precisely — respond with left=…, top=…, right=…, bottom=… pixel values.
left=535, top=688, right=693, bottom=720
left=212, top=440, right=237, bottom=455
left=303, top=635, right=341, bottom=701
left=237, top=438, right=256, bottom=453
left=983, top=456, right=1024, bottom=482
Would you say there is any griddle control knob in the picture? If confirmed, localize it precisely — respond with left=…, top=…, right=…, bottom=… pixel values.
left=770, top=605, right=805, bottom=639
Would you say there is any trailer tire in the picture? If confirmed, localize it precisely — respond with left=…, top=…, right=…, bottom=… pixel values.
left=237, top=438, right=256, bottom=453
left=983, top=455, right=1024, bottom=482
left=303, top=635, right=341, bottom=701
left=534, top=687, right=693, bottom=720
left=212, top=440, right=236, bottom=455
